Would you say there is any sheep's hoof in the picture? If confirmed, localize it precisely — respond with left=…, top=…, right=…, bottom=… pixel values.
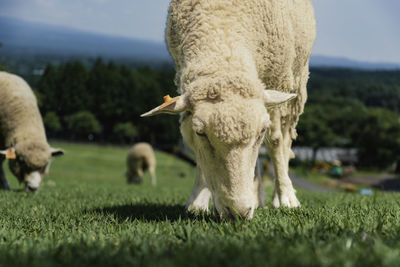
left=127, top=178, right=143, bottom=185
left=0, top=182, right=11, bottom=190
left=272, top=189, right=300, bottom=208
left=186, top=203, right=209, bottom=213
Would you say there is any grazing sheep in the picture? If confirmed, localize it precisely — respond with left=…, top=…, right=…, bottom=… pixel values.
left=126, top=142, right=156, bottom=186
left=142, top=0, right=316, bottom=219
left=0, top=71, right=64, bottom=192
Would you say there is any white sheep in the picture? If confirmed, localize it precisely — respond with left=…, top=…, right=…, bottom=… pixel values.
left=142, top=0, right=316, bottom=219
left=126, top=142, right=157, bottom=186
left=0, top=71, right=64, bottom=192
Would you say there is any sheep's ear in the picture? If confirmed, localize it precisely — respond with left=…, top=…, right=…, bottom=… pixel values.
left=0, top=148, right=16, bottom=159
left=263, top=90, right=297, bottom=107
left=50, top=148, right=64, bottom=157
left=141, top=94, right=189, bottom=117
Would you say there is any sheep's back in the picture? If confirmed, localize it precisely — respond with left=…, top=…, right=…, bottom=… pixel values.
left=167, top=0, right=315, bottom=96
left=0, top=71, right=47, bottom=147
left=127, top=143, right=156, bottom=170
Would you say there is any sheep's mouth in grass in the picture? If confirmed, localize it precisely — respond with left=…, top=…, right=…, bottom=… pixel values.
left=213, top=205, right=253, bottom=220
left=127, top=176, right=143, bottom=185
left=24, top=171, right=42, bottom=192
left=25, top=185, right=38, bottom=192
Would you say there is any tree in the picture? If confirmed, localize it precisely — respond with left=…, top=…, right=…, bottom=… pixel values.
left=351, top=108, right=400, bottom=170
left=113, top=122, right=138, bottom=144
left=37, top=62, right=90, bottom=116
left=36, top=64, right=60, bottom=113
left=65, top=111, right=102, bottom=141
left=295, top=105, right=341, bottom=163
left=43, top=112, right=62, bottom=134
left=86, top=59, right=126, bottom=138
left=35, top=59, right=185, bottom=146
left=57, top=61, right=90, bottom=115
left=308, top=68, right=400, bottom=113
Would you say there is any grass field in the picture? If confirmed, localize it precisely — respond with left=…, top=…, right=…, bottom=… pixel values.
left=1, top=142, right=400, bottom=267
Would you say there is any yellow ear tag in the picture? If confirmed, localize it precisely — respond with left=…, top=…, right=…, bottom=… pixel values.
left=6, top=148, right=16, bottom=159
left=163, top=95, right=173, bottom=103
left=159, top=95, right=180, bottom=109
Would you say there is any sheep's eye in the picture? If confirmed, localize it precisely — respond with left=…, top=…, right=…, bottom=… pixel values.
left=39, top=162, right=49, bottom=173
left=196, top=131, right=206, bottom=137
left=192, top=117, right=206, bottom=137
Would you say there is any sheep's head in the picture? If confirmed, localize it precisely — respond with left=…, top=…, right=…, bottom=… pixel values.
left=1, top=143, right=64, bottom=192
left=142, top=90, right=295, bottom=219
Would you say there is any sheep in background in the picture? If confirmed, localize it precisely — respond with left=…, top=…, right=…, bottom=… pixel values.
left=142, top=0, right=316, bottom=219
left=126, top=142, right=156, bottom=186
left=0, top=71, right=64, bottom=192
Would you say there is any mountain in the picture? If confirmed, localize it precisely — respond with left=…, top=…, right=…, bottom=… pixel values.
left=0, top=16, right=171, bottom=61
left=1, top=16, right=399, bottom=70
left=310, top=55, right=400, bottom=70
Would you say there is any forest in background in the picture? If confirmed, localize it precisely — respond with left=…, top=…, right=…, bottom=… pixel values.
left=298, top=68, right=400, bottom=170
left=1, top=59, right=399, bottom=171
left=35, top=59, right=179, bottom=148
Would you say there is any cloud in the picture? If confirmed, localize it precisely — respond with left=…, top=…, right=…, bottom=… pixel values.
left=87, top=0, right=109, bottom=3
left=33, top=0, right=54, bottom=7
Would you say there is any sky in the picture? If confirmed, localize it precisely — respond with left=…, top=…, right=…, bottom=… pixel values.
left=0, top=0, right=399, bottom=64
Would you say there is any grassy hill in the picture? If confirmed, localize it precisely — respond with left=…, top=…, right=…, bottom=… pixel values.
left=0, top=142, right=400, bottom=267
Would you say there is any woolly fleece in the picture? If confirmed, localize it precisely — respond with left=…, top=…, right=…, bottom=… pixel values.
left=0, top=71, right=51, bottom=169
left=126, top=142, right=157, bottom=186
left=159, top=0, right=315, bottom=217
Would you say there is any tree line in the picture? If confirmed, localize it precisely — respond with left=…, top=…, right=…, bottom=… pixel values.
left=307, top=68, right=400, bottom=113
left=295, top=68, right=400, bottom=171
left=3, top=59, right=400, bottom=171
left=295, top=103, right=400, bottom=171
left=35, top=59, right=180, bottom=147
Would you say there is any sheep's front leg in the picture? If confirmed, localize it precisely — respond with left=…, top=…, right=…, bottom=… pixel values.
left=254, top=159, right=266, bottom=207
left=149, top=166, right=157, bottom=186
left=186, top=166, right=211, bottom=212
left=266, top=114, right=299, bottom=208
left=0, top=159, right=10, bottom=190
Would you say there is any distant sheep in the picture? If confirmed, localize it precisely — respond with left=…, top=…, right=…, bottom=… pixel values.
left=126, top=143, right=156, bottom=186
left=142, top=0, right=316, bottom=219
left=0, top=71, right=64, bottom=192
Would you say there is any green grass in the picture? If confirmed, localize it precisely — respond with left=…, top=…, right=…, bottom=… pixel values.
left=1, top=142, right=400, bottom=267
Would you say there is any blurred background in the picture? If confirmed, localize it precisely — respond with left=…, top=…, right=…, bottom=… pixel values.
left=0, top=0, right=399, bottom=177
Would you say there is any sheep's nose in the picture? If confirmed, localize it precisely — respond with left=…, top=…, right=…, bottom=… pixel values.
left=224, top=206, right=253, bottom=220
left=26, top=185, right=38, bottom=192
left=239, top=207, right=253, bottom=219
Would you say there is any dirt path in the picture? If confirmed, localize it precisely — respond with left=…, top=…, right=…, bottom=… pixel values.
left=290, top=173, right=336, bottom=192
left=341, top=173, right=400, bottom=191
left=267, top=170, right=400, bottom=193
